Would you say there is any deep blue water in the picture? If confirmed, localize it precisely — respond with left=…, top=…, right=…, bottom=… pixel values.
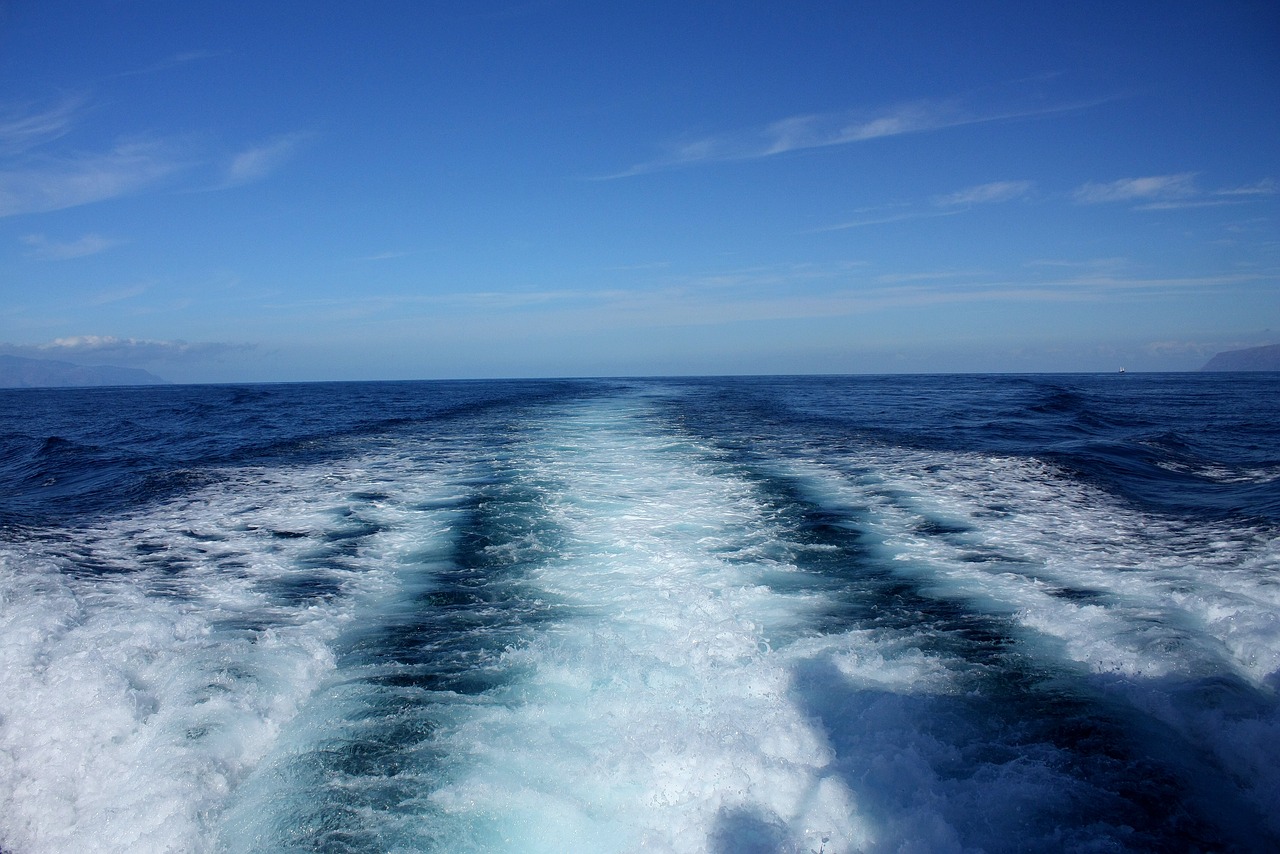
left=1, top=374, right=1277, bottom=852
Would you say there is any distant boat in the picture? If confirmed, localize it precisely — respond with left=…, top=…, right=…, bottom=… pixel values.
left=1118, top=368, right=1126, bottom=373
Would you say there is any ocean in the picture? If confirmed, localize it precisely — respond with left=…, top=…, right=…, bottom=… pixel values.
left=1, top=374, right=1277, bottom=853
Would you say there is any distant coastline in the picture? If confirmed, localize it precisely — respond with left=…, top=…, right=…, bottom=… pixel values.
left=1199, top=343, right=1280, bottom=372
left=0, top=354, right=167, bottom=388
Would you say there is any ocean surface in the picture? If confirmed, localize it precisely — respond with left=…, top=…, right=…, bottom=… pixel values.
left=1, top=374, right=1278, bottom=853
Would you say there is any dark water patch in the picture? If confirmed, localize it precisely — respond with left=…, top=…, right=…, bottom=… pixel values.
left=59, top=553, right=140, bottom=577
left=738, top=466, right=1030, bottom=666
left=323, top=520, right=383, bottom=544
left=955, top=549, right=1012, bottom=563
left=232, top=460, right=573, bottom=851
left=138, top=551, right=194, bottom=575
left=133, top=539, right=168, bottom=555
left=1046, top=584, right=1109, bottom=602
left=182, top=528, right=228, bottom=542
left=791, top=656, right=1239, bottom=852
left=912, top=518, right=973, bottom=537
left=708, top=806, right=791, bottom=854
left=657, top=373, right=1280, bottom=525
left=270, top=570, right=348, bottom=605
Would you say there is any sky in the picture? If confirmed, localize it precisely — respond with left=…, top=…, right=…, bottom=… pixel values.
left=1, top=0, right=1277, bottom=382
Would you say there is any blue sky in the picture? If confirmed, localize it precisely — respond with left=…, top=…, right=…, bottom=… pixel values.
left=1, top=1, right=1277, bottom=382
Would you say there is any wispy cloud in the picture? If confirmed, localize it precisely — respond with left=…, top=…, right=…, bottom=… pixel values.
left=819, top=179, right=1033, bottom=231
left=0, top=139, right=188, bottom=217
left=818, top=206, right=963, bottom=232
left=933, top=180, right=1034, bottom=207
left=604, top=95, right=1102, bottom=178
left=222, top=133, right=308, bottom=187
left=1072, top=173, right=1198, bottom=204
left=115, top=50, right=227, bottom=78
left=0, top=336, right=250, bottom=365
left=1072, top=173, right=1277, bottom=210
left=88, top=284, right=148, bottom=306
left=0, top=97, right=309, bottom=216
left=1215, top=179, right=1277, bottom=197
left=20, top=232, right=122, bottom=259
left=823, top=167, right=1269, bottom=233
left=0, top=97, right=85, bottom=154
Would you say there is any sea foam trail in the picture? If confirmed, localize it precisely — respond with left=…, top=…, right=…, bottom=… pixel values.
left=409, top=395, right=868, bottom=852
left=0, top=443, right=474, bottom=854
left=286, top=392, right=1179, bottom=853
left=211, top=394, right=872, bottom=852
left=5, top=384, right=1277, bottom=852
left=785, top=443, right=1280, bottom=844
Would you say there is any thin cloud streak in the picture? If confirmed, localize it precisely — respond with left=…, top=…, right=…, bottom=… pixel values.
left=1135, top=198, right=1250, bottom=211
left=1073, top=173, right=1197, bottom=204
left=1072, top=173, right=1276, bottom=210
left=933, top=180, right=1034, bottom=207
left=20, top=232, right=122, bottom=259
left=603, top=96, right=1106, bottom=178
left=114, top=50, right=227, bottom=78
left=360, top=250, right=414, bottom=262
left=88, top=284, right=148, bottom=306
left=819, top=178, right=1032, bottom=232
left=1216, top=179, right=1276, bottom=197
left=818, top=207, right=963, bottom=232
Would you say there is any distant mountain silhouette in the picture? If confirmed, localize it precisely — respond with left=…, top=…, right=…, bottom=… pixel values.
left=0, top=354, right=167, bottom=388
left=1199, top=343, right=1280, bottom=372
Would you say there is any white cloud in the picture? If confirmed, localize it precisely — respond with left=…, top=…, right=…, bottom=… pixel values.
left=1072, top=173, right=1197, bottom=204
left=933, top=180, right=1034, bottom=207
left=1072, top=173, right=1277, bottom=210
left=0, top=97, right=84, bottom=154
left=0, top=139, right=187, bottom=217
left=223, top=133, right=307, bottom=187
left=0, top=95, right=306, bottom=214
left=21, top=232, right=122, bottom=259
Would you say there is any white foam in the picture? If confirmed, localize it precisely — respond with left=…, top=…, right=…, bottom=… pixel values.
left=386, top=398, right=878, bottom=852
left=376, top=396, right=1153, bottom=852
left=786, top=443, right=1280, bottom=835
left=6, top=391, right=1276, bottom=851
left=0, top=445, right=472, bottom=854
